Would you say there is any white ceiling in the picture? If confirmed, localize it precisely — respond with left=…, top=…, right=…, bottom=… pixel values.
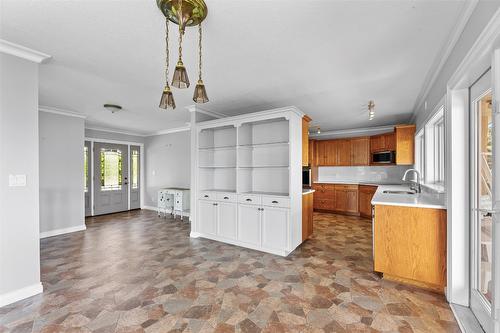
left=1, top=0, right=466, bottom=135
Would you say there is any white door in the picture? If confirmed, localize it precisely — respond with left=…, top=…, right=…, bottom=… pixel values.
left=470, top=68, right=499, bottom=333
left=261, top=206, right=289, bottom=251
left=93, top=142, right=129, bottom=215
left=198, top=200, right=216, bottom=235
left=129, top=145, right=141, bottom=210
left=238, top=204, right=261, bottom=246
left=217, top=202, right=237, bottom=240
left=84, top=141, right=92, bottom=217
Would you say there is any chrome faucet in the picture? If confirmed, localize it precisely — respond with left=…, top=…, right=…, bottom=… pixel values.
left=402, top=169, right=422, bottom=193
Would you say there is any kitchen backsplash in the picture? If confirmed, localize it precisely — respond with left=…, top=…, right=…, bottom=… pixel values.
left=318, top=165, right=411, bottom=184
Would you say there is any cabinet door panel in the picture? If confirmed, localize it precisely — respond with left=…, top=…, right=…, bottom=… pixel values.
left=326, top=140, right=338, bottom=166
left=351, top=137, right=370, bottom=166
left=218, top=202, right=237, bottom=240
left=262, top=207, right=289, bottom=251
left=345, top=190, right=359, bottom=213
left=337, top=139, right=351, bottom=166
left=199, top=200, right=216, bottom=235
left=238, top=204, right=261, bottom=246
left=335, top=189, right=347, bottom=211
left=316, top=141, right=327, bottom=166
left=385, top=133, right=396, bottom=151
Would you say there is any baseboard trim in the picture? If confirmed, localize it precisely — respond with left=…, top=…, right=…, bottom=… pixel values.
left=0, top=282, right=43, bottom=307
left=40, top=224, right=86, bottom=239
left=142, top=206, right=158, bottom=211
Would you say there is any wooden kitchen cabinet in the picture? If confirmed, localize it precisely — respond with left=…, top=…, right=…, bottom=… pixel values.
left=312, top=183, right=335, bottom=211
left=395, top=124, right=416, bottom=165
left=334, top=184, right=358, bottom=214
left=316, top=140, right=338, bottom=166
left=373, top=205, right=447, bottom=292
left=302, top=115, right=311, bottom=166
left=336, top=139, right=351, bottom=166
left=370, top=132, right=395, bottom=153
left=350, top=137, right=370, bottom=166
left=358, top=185, right=377, bottom=218
left=302, top=192, right=314, bottom=241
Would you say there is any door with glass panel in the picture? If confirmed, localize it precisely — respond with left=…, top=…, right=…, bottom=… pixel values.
left=94, top=142, right=129, bottom=215
left=130, top=145, right=140, bottom=210
left=470, top=69, right=498, bottom=332
left=84, top=141, right=92, bottom=216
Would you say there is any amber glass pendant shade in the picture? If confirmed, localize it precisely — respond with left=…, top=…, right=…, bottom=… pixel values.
left=193, top=79, right=209, bottom=103
left=159, top=85, right=176, bottom=109
left=172, top=61, right=190, bottom=89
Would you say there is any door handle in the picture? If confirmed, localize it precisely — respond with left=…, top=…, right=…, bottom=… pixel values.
left=473, top=208, right=500, bottom=217
left=246, top=198, right=252, bottom=202
left=224, top=196, right=229, bottom=200
left=272, top=200, right=278, bottom=204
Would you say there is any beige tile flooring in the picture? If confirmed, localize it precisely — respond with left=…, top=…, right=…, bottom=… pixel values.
left=0, top=210, right=459, bottom=332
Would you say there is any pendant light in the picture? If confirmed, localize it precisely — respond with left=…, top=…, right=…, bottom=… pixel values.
left=193, top=23, right=209, bottom=103
left=159, top=18, right=176, bottom=109
left=368, top=100, right=375, bottom=120
left=171, top=24, right=190, bottom=89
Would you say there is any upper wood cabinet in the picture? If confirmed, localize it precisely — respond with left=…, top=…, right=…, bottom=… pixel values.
left=370, top=132, right=396, bottom=153
left=302, top=115, right=311, bottom=166
left=336, top=139, right=351, bottom=166
left=350, top=137, right=370, bottom=166
left=395, top=125, right=416, bottom=165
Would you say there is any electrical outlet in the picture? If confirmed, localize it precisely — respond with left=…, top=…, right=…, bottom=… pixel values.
left=8, top=174, right=26, bottom=187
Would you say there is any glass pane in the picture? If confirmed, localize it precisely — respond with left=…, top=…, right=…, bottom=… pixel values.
left=131, top=150, right=139, bottom=189
left=477, top=92, right=493, bottom=303
left=100, top=148, right=122, bottom=191
left=84, top=146, right=88, bottom=192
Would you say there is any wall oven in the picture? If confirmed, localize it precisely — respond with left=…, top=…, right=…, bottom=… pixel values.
left=371, top=151, right=396, bottom=164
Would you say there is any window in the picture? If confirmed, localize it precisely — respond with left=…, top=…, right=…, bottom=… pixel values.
left=131, top=149, right=139, bottom=189
left=100, top=148, right=122, bottom=191
left=424, top=106, right=445, bottom=187
left=84, top=146, right=89, bottom=192
left=414, top=129, right=425, bottom=181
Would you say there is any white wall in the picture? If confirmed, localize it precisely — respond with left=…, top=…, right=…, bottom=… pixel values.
left=144, top=131, right=191, bottom=207
left=0, top=53, right=42, bottom=305
left=39, top=112, right=85, bottom=236
left=415, top=1, right=500, bottom=129
left=85, top=128, right=145, bottom=144
left=318, top=165, right=410, bottom=184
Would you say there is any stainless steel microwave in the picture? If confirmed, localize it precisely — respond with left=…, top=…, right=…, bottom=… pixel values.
left=372, top=151, right=396, bottom=164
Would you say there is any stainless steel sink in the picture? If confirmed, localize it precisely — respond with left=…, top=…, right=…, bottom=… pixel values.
left=382, top=190, right=416, bottom=195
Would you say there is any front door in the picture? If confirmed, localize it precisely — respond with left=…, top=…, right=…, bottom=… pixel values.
left=470, top=68, right=498, bottom=333
left=93, top=142, right=129, bottom=215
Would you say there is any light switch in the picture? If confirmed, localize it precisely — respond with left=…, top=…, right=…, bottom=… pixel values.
left=8, top=174, right=27, bottom=187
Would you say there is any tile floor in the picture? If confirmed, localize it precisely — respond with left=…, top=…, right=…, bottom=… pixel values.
left=0, top=210, right=460, bottom=332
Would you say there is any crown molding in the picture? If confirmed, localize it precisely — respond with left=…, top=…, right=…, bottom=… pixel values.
left=310, top=125, right=395, bottom=139
left=150, top=124, right=191, bottom=136
left=410, top=0, right=478, bottom=122
left=85, top=125, right=149, bottom=137
left=39, top=106, right=87, bottom=119
left=186, top=105, right=228, bottom=119
left=0, top=39, right=51, bottom=63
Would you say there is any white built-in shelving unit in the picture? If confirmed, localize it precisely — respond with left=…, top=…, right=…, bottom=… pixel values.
left=191, top=107, right=304, bottom=256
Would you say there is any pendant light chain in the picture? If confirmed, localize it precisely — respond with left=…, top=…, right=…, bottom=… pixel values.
left=165, top=18, right=170, bottom=85
left=198, top=23, right=203, bottom=81
left=178, top=25, right=183, bottom=61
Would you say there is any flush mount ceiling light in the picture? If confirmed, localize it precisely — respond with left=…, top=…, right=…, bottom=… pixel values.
left=103, top=104, right=122, bottom=113
left=368, top=100, right=375, bottom=120
left=157, top=0, right=209, bottom=109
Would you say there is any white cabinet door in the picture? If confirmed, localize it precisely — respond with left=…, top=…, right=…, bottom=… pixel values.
left=198, top=200, right=216, bottom=235
left=238, top=204, right=261, bottom=246
left=261, top=206, right=289, bottom=251
left=218, top=202, right=237, bottom=240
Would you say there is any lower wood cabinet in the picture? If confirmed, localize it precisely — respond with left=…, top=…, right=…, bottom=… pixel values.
left=358, top=185, right=378, bottom=218
left=335, top=187, right=358, bottom=213
left=302, top=192, right=314, bottom=241
left=373, top=204, right=447, bottom=292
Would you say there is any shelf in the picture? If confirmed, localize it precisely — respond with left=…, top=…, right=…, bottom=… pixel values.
left=238, top=165, right=289, bottom=169
left=199, top=166, right=236, bottom=169
left=238, top=141, right=289, bottom=149
left=199, top=145, right=237, bottom=151
left=202, top=189, right=237, bottom=193
left=240, top=191, right=289, bottom=197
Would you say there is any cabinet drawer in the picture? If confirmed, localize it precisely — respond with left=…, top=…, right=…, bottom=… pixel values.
left=334, top=184, right=358, bottom=190
left=314, top=198, right=335, bottom=210
left=262, top=196, right=290, bottom=208
left=199, top=191, right=215, bottom=200
left=216, top=192, right=237, bottom=203
left=238, top=194, right=261, bottom=205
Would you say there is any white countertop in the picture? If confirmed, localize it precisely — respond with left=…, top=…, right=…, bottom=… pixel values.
left=371, top=185, right=446, bottom=209
left=314, top=180, right=403, bottom=186
left=302, top=189, right=315, bottom=195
